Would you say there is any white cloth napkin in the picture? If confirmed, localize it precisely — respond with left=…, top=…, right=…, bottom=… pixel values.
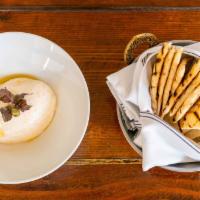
left=107, top=41, right=200, bottom=171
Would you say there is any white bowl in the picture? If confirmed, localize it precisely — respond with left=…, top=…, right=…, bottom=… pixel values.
left=0, top=32, right=90, bottom=184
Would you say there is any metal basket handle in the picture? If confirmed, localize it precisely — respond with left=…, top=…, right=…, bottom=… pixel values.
left=124, top=33, right=159, bottom=65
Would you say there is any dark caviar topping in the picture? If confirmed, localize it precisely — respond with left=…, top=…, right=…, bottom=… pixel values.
left=0, top=88, right=14, bottom=103
left=14, top=93, right=28, bottom=103
left=0, top=88, right=31, bottom=122
left=0, top=106, right=12, bottom=122
left=15, top=98, right=31, bottom=112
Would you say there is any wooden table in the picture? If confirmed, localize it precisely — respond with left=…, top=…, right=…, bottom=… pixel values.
left=0, top=1, right=199, bottom=199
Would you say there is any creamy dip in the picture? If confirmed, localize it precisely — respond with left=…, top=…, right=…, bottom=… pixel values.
left=0, top=78, right=56, bottom=143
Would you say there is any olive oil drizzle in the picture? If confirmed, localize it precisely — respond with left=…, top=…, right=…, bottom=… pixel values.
left=0, top=74, right=37, bottom=84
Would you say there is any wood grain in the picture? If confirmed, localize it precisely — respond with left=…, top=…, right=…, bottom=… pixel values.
left=1, top=0, right=200, bottom=8
left=66, top=158, right=141, bottom=165
left=0, top=9, right=199, bottom=199
left=0, top=164, right=199, bottom=200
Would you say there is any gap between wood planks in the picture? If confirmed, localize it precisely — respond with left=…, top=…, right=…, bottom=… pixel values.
left=1, top=6, right=200, bottom=12
left=66, top=158, right=141, bottom=165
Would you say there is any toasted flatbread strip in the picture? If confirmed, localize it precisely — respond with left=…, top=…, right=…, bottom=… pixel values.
left=189, top=100, right=200, bottom=113
left=179, top=100, right=200, bottom=133
left=179, top=113, right=200, bottom=131
left=169, top=71, right=200, bottom=117
left=185, top=131, right=200, bottom=144
left=162, top=58, right=200, bottom=117
left=180, top=100, right=200, bottom=143
left=171, top=57, right=191, bottom=96
left=161, top=47, right=183, bottom=114
left=184, top=130, right=200, bottom=144
left=173, top=84, right=200, bottom=122
left=150, top=42, right=171, bottom=113
left=157, top=46, right=175, bottom=115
